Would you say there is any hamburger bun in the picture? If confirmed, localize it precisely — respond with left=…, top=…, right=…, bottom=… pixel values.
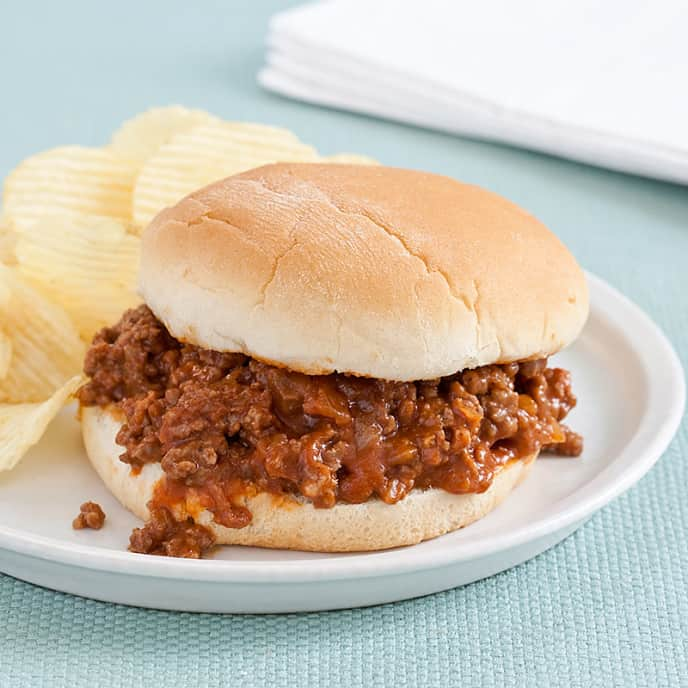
left=140, top=163, right=588, bottom=381
left=82, top=405, right=538, bottom=552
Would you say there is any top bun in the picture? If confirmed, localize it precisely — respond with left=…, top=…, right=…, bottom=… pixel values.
left=139, top=163, right=588, bottom=381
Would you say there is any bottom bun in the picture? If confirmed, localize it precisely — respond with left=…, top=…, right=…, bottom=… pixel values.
left=81, top=405, right=537, bottom=552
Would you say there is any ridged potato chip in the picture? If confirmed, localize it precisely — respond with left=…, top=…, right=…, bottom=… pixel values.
left=324, top=153, right=380, bottom=165
left=3, top=146, right=139, bottom=232
left=15, top=215, right=141, bottom=341
left=0, top=266, right=9, bottom=307
left=109, top=105, right=221, bottom=161
left=0, top=266, right=84, bottom=403
left=0, top=332, right=11, bottom=380
left=0, top=217, right=16, bottom=265
left=0, top=375, right=83, bottom=471
left=132, top=121, right=319, bottom=228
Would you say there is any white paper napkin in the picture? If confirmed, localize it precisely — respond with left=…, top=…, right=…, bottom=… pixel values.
left=260, top=0, right=688, bottom=184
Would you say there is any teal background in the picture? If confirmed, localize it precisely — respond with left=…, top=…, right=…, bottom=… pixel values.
left=1, top=1, right=686, bottom=685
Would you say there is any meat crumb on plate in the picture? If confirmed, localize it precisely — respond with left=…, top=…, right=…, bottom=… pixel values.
left=72, top=501, right=106, bottom=530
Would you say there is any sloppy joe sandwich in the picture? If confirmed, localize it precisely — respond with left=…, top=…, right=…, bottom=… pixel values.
left=78, top=163, right=588, bottom=558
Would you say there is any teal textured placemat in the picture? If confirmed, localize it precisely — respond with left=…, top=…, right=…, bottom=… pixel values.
left=1, top=1, right=686, bottom=686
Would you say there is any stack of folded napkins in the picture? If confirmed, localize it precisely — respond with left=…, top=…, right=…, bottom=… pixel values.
left=260, top=0, right=688, bottom=184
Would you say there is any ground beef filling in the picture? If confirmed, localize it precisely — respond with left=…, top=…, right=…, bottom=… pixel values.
left=78, top=305, right=582, bottom=557
left=128, top=506, right=215, bottom=558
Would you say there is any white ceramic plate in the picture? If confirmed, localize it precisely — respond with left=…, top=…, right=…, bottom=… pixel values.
left=0, top=273, right=683, bottom=613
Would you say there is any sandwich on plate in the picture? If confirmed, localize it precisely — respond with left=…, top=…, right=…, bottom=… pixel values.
left=78, top=163, right=588, bottom=557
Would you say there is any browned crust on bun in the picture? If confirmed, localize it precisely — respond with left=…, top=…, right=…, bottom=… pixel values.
left=139, top=163, right=588, bottom=381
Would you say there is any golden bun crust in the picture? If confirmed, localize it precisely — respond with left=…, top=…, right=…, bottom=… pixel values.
left=81, top=405, right=537, bottom=552
left=139, top=163, right=588, bottom=381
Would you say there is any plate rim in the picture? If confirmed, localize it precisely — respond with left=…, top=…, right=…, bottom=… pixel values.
left=0, top=272, right=684, bottom=583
